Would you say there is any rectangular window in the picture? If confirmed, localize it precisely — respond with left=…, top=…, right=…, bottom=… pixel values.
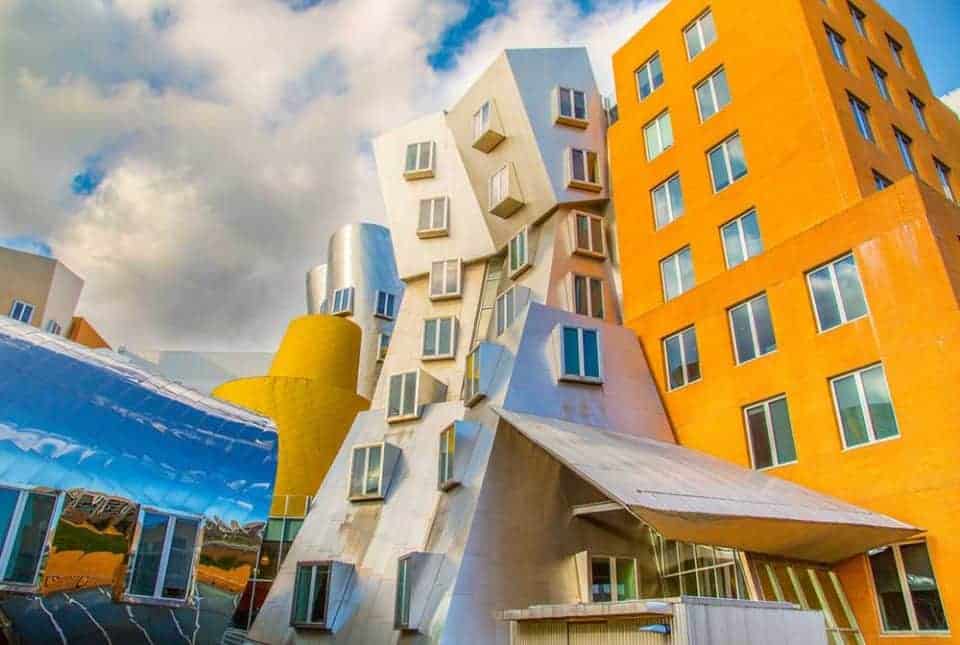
left=908, top=93, right=928, bottom=132
left=557, top=86, right=588, bottom=125
left=721, top=209, right=762, bottom=269
left=422, top=317, right=456, bottom=360
left=573, top=211, right=605, bottom=257
left=934, top=158, right=955, bottom=203
left=495, top=286, right=518, bottom=336
left=0, top=486, right=59, bottom=588
left=807, top=253, right=869, bottom=332
left=826, top=25, right=848, bottom=68
left=869, top=542, right=948, bottom=633
left=330, top=287, right=354, bottom=315
left=663, top=326, right=700, bottom=390
left=8, top=300, right=34, bottom=324
left=636, top=53, right=664, bottom=100
left=45, top=320, right=62, bottom=336
left=375, top=291, right=397, bottom=320
left=893, top=128, right=916, bottom=172
left=403, top=141, right=435, bottom=179
left=377, top=332, right=390, bottom=362
left=438, top=426, right=456, bottom=490
left=849, top=3, right=867, bottom=38
left=291, top=562, right=331, bottom=627
left=259, top=517, right=304, bottom=580
left=463, top=345, right=482, bottom=403
left=887, top=34, right=904, bottom=69
left=652, top=174, right=684, bottom=229
left=708, top=133, right=748, bottom=191
left=874, top=170, right=893, bottom=190
left=849, top=93, right=875, bottom=141
left=870, top=61, right=890, bottom=100
left=572, top=275, right=604, bottom=320
left=127, top=510, right=201, bottom=602
left=684, top=10, right=717, bottom=59
left=696, top=67, right=731, bottom=121
left=488, top=164, right=523, bottom=216
left=429, top=259, right=462, bottom=299
left=560, top=325, right=602, bottom=383
left=473, top=101, right=490, bottom=141
left=644, top=111, right=673, bottom=160
left=569, top=148, right=601, bottom=189
left=349, top=443, right=385, bottom=498
left=417, top=197, right=448, bottom=237
left=508, top=228, right=530, bottom=277
left=745, top=396, right=797, bottom=469
left=395, top=556, right=413, bottom=629
left=831, top=363, right=899, bottom=448
left=660, top=247, right=695, bottom=301
left=729, top=293, right=776, bottom=364
left=387, top=372, right=418, bottom=420
left=655, top=535, right=745, bottom=600
left=590, top=556, right=639, bottom=602
left=490, top=166, right=508, bottom=207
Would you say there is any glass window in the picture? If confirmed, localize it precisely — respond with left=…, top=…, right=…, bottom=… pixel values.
left=422, top=317, right=455, bottom=359
left=463, top=345, right=482, bottom=403
left=489, top=165, right=509, bottom=207
left=636, top=53, right=664, bottom=100
left=292, top=562, right=330, bottom=626
left=870, top=61, right=890, bottom=101
left=508, top=228, right=530, bottom=276
left=377, top=332, right=390, bottom=362
left=745, top=396, right=797, bottom=469
left=908, top=93, right=928, bottom=132
left=729, top=293, right=776, bottom=364
left=395, top=556, right=413, bottom=628
left=558, top=87, right=587, bottom=121
left=684, top=10, right=717, bottom=59
left=44, top=320, right=61, bottom=335
left=128, top=510, right=200, bottom=601
left=721, top=209, right=763, bottom=268
left=831, top=363, right=899, bottom=448
left=887, top=34, right=904, bottom=69
left=0, top=487, right=58, bottom=587
left=893, top=128, right=916, bottom=172
left=849, top=93, right=875, bottom=141
left=654, top=531, right=746, bottom=600
left=8, top=300, right=35, bottom=324
left=849, top=3, right=867, bottom=38
left=708, top=133, right=748, bottom=191
left=404, top=141, right=434, bottom=175
left=387, top=372, right=418, bottom=420
left=572, top=275, right=604, bottom=319
left=330, top=287, right=354, bottom=315
left=663, top=326, right=700, bottom=390
left=934, top=158, right=955, bottom=203
left=473, top=101, right=490, bottom=140
left=417, top=197, right=448, bottom=236
left=349, top=444, right=385, bottom=498
left=375, top=291, right=397, bottom=319
left=644, top=112, right=673, bottom=160
left=258, top=517, right=304, bottom=580
left=696, top=67, right=731, bottom=121
left=590, top=556, right=638, bottom=602
left=652, top=174, right=684, bottom=229
left=573, top=212, right=605, bottom=257
left=495, top=286, right=518, bottom=336
left=660, top=247, right=695, bottom=301
left=570, top=148, right=600, bottom=187
left=873, top=170, right=893, bottom=191
left=826, top=25, right=848, bottom=68
left=560, top=326, right=602, bottom=382
left=438, top=426, right=456, bottom=489
left=430, top=259, right=461, bottom=299
left=869, top=542, right=948, bottom=633
left=807, top=253, right=868, bottom=332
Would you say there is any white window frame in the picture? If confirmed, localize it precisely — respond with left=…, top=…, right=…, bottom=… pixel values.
left=438, top=426, right=457, bottom=490
left=330, top=287, right=354, bottom=316
left=887, top=34, right=904, bottom=69
left=870, top=61, right=890, bottom=101
left=124, top=507, right=203, bottom=604
left=721, top=209, right=762, bottom=268
left=489, top=165, right=509, bottom=209
left=588, top=554, right=639, bottom=602
left=644, top=111, right=673, bottom=160
left=568, top=147, right=602, bottom=190
left=635, top=53, right=664, bottom=101
left=0, top=486, right=63, bottom=591
left=558, top=325, right=603, bottom=384
left=652, top=174, right=683, bottom=230
left=386, top=371, right=419, bottom=421
left=695, top=67, right=730, bottom=122
left=421, top=316, right=456, bottom=361
left=375, top=291, right=397, bottom=320
left=348, top=442, right=388, bottom=499
left=417, top=196, right=449, bottom=238
left=744, top=395, right=798, bottom=470
left=473, top=101, right=491, bottom=141
left=849, top=3, right=867, bottom=39
left=934, top=158, right=955, bottom=203
left=806, top=253, right=869, bottom=332
left=708, top=133, right=747, bottom=192
left=403, top=141, right=435, bottom=178
left=429, top=259, right=462, bottom=300
left=495, top=286, right=518, bottom=337
left=556, top=86, right=588, bottom=125
left=893, top=127, right=916, bottom=172
left=869, top=541, right=950, bottom=636
left=571, top=274, right=604, bottom=320
left=848, top=93, right=874, bottom=142
left=8, top=300, right=35, bottom=325
left=508, top=227, right=531, bottom=278
left=663, top=326, right=700, bottom=391
left=572, top=211, right=606, bottom=258
left=660, top=247, right=694, bottom=301
left=830, top=363, right=899, bottom=450
left=45, top=320, right=62, bottom=336
left=826, top=25, right=848, bottom=68
left=290, top=561, right=332, bottom=628
left=684, top=10, right=716, bottom=60
left=728, top=293, right=776, bottom=365
left=908, top=93, right=928, bottom=132
left=463, top=345, right=483, bottom=404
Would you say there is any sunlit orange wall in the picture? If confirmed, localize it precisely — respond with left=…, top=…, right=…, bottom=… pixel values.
left=609, top=0, right=960, bottom=642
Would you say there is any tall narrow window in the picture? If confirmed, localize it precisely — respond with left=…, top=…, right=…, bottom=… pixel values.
left=463, top=345, right=483, bottom=403
left=387, top=372, right=418, bottom=420
left=908, top=93, right=928, bottom=132
left=893, top=128, right=916, bottom=172
left=438, top=426, right=457, bottom=490
left=573, top=211, right=605, bottom=257
left=508, top=228, right=531, bottom=277
left=495, top=286, right=518, bottom=336
left=403, top=141, right=435, bottom=179
left=660, top=247, right=695, bottom=301
left=873, top=170, right=893, bottom=191
left=422, top=317, right=456, bottom=360
left=0, top=487, right=59, bottom=588
left=259, top=517, right=304, bottom=580
left=377, top=332, right=390, bottom=362
left=489, top=166, right=508, bottom=208
left=887, top=34, right=905, bottom=69
left=849, top=3, right=867, bottom=38
left=826, top=26, right=848, bottom=68
left=695, top=67, right=731, bottom=121
left=395, top=556, right=414, bottom=629
left=473, top=101, right=490, bottom=141
left=721, top=209, right=762, bottom=268
left=652, top=174, right=684, bottom=229
left=729, top=293, right=776, bottom=364
left=556, top=87, right=588, bottom=126
left=560, top=326, right=602, bottom=383
left=430, top=259, right=461, bottom=299
left=708, top=133, right=748, bottom=191
left=417, top=197, right=448, bottom=237
left=807, top=253, right=868, bottom=332
left=488, top=163, right=523, bottom=217
left=831, top=363, right=899, bottom=448
left=330, top=287, right=354, bottom=316
left=291, top=562, right=331, bottom=627
left=7, top=300, right=34, bottom=324
left=569, top=148, right=601, bottom=190
left=934, top=158, right=955, bottom=203
left=849, top=93, right=875, bottom=142
left=349, top=443, right=385, bottom=498
left=869, top=542, right=948, bottom=633
left=127, top=510, right=201, bottom=602
left=663, top=326, right=700, bottom=390
left=684, top=10, right=717, bottom=59
left=745, top=396, right=797, bottom=469
left=375, top=291, right=397, bottom=320
left=572, top=275, right=604, bottom=320
left=870, top=61, right=890, bottom=101
left=636, top=53, right=664, bottom=100
left=644, top=112, right=673, bottom=160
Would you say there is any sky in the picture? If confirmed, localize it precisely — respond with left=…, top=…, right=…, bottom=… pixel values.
left=0, top=0, right=957, bottom=352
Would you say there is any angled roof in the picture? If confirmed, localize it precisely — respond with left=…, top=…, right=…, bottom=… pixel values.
left=495, top=408, right=918, bottom=562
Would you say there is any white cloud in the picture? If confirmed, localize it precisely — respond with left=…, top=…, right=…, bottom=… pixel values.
left=0, top=0, right=662, bottom=351
left=941, top=88, right=960, bottom=117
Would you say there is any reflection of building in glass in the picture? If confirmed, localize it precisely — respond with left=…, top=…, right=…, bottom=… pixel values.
left=0, top=317, right=277, bottom=643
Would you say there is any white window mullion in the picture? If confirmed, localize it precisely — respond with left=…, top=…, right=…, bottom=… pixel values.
left=766, top=564, right=785, bottom=601
left=746, top=299, right=762, bottom=358
left=853, top=372, right=877, bottom=442
left=672, top=255, right=682, bottom=294
left=763, top=402, right=778, bottom=463
left=737, top=220, right=749, bottom=262
left=677, top=331, right=688, bottom=384
left=0, top=491, right=28, bottom=578
left=828, top=263, right=848, bottom=322
left=787, top=567, right=809, bottom=609
left=153, top=515, right=176, bottom=598
left=723, top=142, right=735, bottom=183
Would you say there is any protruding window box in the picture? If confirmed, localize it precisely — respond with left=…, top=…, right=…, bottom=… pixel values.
left=403, top=141, right=435, bottom=180
left=488, top=163, right=524, bottom=218
left=330, top=287, right=354, bottom=316
left=553, top=86, right=589, bottom=129
left=462, top=342, right=504, bottom=406
left=571, top=211, right=605, bottom=259
left=386, top=369, right=447, bottom=423
left=290, top=560, right=354, bottom=631
left=395, top=552, right=444, bottom=633
left=348, top=442, right=400, bottom=502
left=438, top=420, right=477, bottom=491
left=472, top=100, right=506, bottom=153
left=566, top=148, right=602, bottom=193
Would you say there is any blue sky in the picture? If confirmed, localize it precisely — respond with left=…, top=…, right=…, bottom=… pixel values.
left=880, top=0, right=960, bottom=96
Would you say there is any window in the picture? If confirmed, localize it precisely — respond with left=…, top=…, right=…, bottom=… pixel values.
left=831, top=363, right=899, bottom=448
left=870, top=61, right=890, bottom=101
left=127, top=510, right=201, bottom=602
left=291, top=562, right=331, bottom=627
left=887, top=34, right=904, bottom=69
left=417, top=197, right=448, bottom=237
left=569, top=148, right=601, bottom=190
left=684, top=10, right=717, bottom=59
left=495, top=286, right=518, bottom=336
left=8, top=300, right=34, bottom=324
left=422, top=317, right=456, bottom=360
left=377, top=332, right=390, bottom=362
left=663, top=326, right=700, bottom=390
left=473, top=101, right=490, bottom=141
left=721, top=209, right=762, bottom=268
left=644, top=112, right=673, bottom=160
left=349, top=443, right=386, bottom=498
left=403, top=141, right=435, bottom=179
left=429, top=259, right=461, bottom=299
left=708, top=133, right=747, bottom=191
left=490, top=165, right=508, bottom=208
left=573, top=211, right=605, bottom=257
left=589, top=556, right=638, bottom=602
left=893, top=128, right=916, bottom=172
left=473, top=100, right=505, bottom=152
left=848, top=93, right=875, bottom=142
left=729, top=293, right=776, bottom=364
left=807, top=253, right=868, bottom=332
left=0, top=486, right=59, bottom=589
left=660, top=247, right=695, bottom=301
left=825, top=26, right=848, bottom=68
left=438, top=426, right=457, bottom=490
left=849, top=3, right=867, bottom=38
left=560, top=326, right=602, bottom=383
left=488, top=163, right=523, bottom=217
left=572, top=275, right=604, bottom=319
left=258, top=517, right=304, bottom=580
left=375, top=291, right=397, bottom=320
left=387, top=372, right=418, bottom=420
left=695, top=67, right=731, bottom=121
left=463, top=345, right=482, bottom=403
left=874, top=170, right=893, bottom=190
left=934, top=158, right=955, bottom=202
left=508, top=227, right=531, bottom=277
left=745, top=396, right=797, bottom=469
left=654, top=534, right=745, bottom=599
left=869, top=542, right=948, bottom=633
left=636, top=53, right=664, bottom=100
left=908, top=93, right=928, bottom=132
left=45, top=320, right=62, bottom=336
left=395, top=556, right=413, bottom=629
left=556, top=86, right=587, bottom=126
left=652, top=175, right=684, bottom=229
left=330, top=287, right=354, bottom=316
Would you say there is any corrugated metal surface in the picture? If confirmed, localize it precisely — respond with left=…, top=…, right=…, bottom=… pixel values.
left=516, top=620, right=567, bottom=645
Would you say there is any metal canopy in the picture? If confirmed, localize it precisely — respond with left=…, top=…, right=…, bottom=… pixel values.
left=494, top=408, right=918, bottom=563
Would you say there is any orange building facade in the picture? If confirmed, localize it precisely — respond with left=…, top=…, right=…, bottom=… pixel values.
left=609, top=0, right=960, bottom=642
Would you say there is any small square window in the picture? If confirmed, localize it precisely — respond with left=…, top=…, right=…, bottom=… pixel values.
left=660, top=247, right=695, bottom=301
left=695, top=67, right=731, bottom=121
left=508, top=227, right=531, bottom=277
left=387, top=372, right=419, bottom=421
left=728, top=293, right=777, bottom=364
left=291, top=562, right=331, bottom=628
left=572, top=211, right=606, bottom=258
left=745, top=396, right=797, bottom=469
left=126, top=509, right=201, bottom=603
left=721, top=209, right=762, bottom=268
left=708, top=133, right=748, bottom=191
left=636, top=53, right=664, bottom=101
left=403, top=141, right=435, bottom=180
left=422, top=317, right=456, bottom=360
left=559, top=325, right=603, bottom=384
left=644, top=111, right=673, bottom=161
left=807, top=253, right=869, bottom=332
left=684, top=10, right=717, bottom=59
left=375, top=291, right=397, bottom=320
left=429, top=259, right=462, bottom=300
left=417, top=197, right=449, bottom=238
left=663, top=326, right=700, bottom=390
left=8, top=300, right=35, bottom=325
left=568, top=148, right=602, bottom=191
left=831, top=363, right=898, bottom=448
left=572, top=274, right=604, bottom=320
left=556, top=86, right=588, bottom=128
left=330, top=287, right=354, bottom=316
left=0, top=486, right=60, bottom=591
left=652, top=175, right=684, bottom=229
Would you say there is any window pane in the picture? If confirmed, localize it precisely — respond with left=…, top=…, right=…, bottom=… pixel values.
left=731, top=304, right=756, bottom=363
left=616, top=559, right=638, bottom=600
left=869, top=547, right=911, bottom=631
left=423, top=319, right=436, bottom=356
left=438, top=318, right=452, bottom=355
left=809, top=266, right=842, bottom=330
left=582, top=329, right=600, bottom=378
left=769, top=398, right=797, bottom=464
left=591, top=558, right=612, bottom=601
left=396, top=559, right=409, bottom=625
left=3, top=492, right=56, bottom=585
left=574, top=276, right=588, bottom=316
left=365, top=445, right=382, bottom=495
left=129, top=512, right=168, bottom=596
left=714, top=70, right=731, bottom=108
left=722, top=221, right=745, bottom=267
left=162, top=518, right=199, bottom=599
left=430, top=262, right=443, bottom=295
left=644, top=123, right=659, bottom=160
left=667, top=176, right=684, bottom=218
left=741, top=211, right=762, bottom=257
left=574, top=91, right=586, bottom=119
left=563, top=327, right=581, bottom=376
left=388, top=374, right=403, bottom=418
left=710, top=146, right=730, bottom=189
left=747, top=406, right=773, bottom=469
left=572, top=149, right=585, bottom=181
left=665, top=335, right=684, bottom=389
left=402, top=373, right=417, bottom=416
left=293, top=566, right=313, bottom=623
left=638, top=65, right=652, bottom=98
left=445, top=261, right=458, bottom=294
left=418, top=142, right=431, bottom=170
left=833, top=375, right=869, bottom=447
left=678, top=248, right=694, bottom=292
left=682, top=328, right=700, bottom=382
left=752, top=295, right=776, bottom=356
left=589, top=278, right=604, bottom=319
left=660, top=114, right=674, bottom=150
left=728, top=136, right=747, bottom=179
left=697, top=82, right=716, bottom=119
left=350, top=448, right=365, bottom=497
left=576, top=215, right=590, bottom=249
left=587, top=151, right=598, bottom=184
left=661, top=257, right=679, bottom=300
left=861, top=366, right=898, bottom=440
left=559, top=89, right=572, bottom=117
left=405, top=144, right=417, bottom=172
left=285, top=519, right=303, bottom=542
left=0, top=489, right=19, bottom=553
left=419, top=200, right=431, bottom=230
left=834, top=255, right=867, bottom=321
left=685, top=25, right=702, bottom=58
left=900, top=543, right=948, bottom=631
left=311, top=564, right=329, bottom=624
left=589, top=217, right=603, bottom=254
left=700, top=12, right=716, bottom=46
left=653, top=185, right=671, bottom=228
left=650, top=55, right=664, bottom=88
